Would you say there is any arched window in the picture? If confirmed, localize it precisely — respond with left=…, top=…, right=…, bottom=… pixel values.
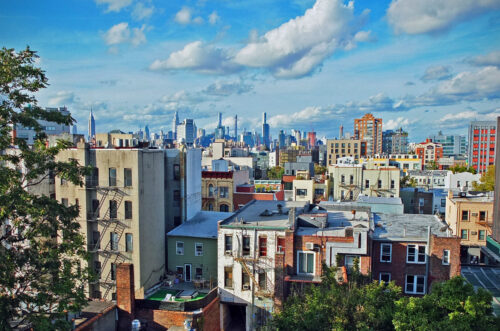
left=219, top=204, right=229, bottom=212
left=208, top=184, right=214, bottom=197
left=208, top=203, right=213, bottom=211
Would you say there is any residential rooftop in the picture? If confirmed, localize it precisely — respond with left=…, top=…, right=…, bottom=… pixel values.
left=167, top=211, right=234, bottom=239
left=372, top=213, right=453, bottom=241
left=357, top=196, right=403, bottom=205
left=407, top=170, right=449, bottom=177
left=448, top=191, right=494, bottom=203
left=296, top=207, right=372, bottom=237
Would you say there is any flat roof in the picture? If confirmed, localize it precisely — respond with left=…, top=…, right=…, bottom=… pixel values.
left=407, top=170, right=448, bottom=176
left=296, top=209, right=371, bottom=236
left=357, top=196, right=402, bottom=205
left=372, top=213, right=452, bottom=241
left=167, top=211, right=234, bottom=239
left=221, top=200, right=308, bottom=229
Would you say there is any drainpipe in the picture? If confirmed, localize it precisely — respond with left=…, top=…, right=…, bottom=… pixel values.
left=425, top=226, right=431, bottom=294
left=250, top=227, right=256, bottom=331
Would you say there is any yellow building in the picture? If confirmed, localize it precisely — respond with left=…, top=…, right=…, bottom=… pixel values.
left=201, top=170, right=250, bottom=212
left=326, top=139, right=366, bottom=166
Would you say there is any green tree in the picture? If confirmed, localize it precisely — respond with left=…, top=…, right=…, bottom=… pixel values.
left=426, top=160, right=439, bottom=170
left=314, top=164, right=327, bottom=176
left=400, top=175, right=417, bottom=188
left=449, top=164, right=476, bottom=174
left=0, top=47, right=91, bottom=329
left=267, top=166, right=284, bottom=180
left=472, top=165, right=495, bottom=191
left=393, top=276, right=499, bottom=331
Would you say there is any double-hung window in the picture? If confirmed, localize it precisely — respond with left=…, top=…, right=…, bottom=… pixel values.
left=176, top=241, right=184, bottom=255
left=195, top=243, right=203, bottom=256
left=380, top=243, right=392, bottom=262
left=405, top=275, right=425, bottom=294
left=407, top=244, right=426, bottom=263
left=442, top=250, right=450, bottom=265
left=297, top=251, right=315, bottom=275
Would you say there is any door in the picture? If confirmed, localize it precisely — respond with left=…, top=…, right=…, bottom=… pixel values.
left=184, top=264, right=192, bottom=282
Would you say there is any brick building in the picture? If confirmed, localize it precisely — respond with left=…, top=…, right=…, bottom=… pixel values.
left=371, top=214, right=460, bottom=295
left=354, top=113, right=383, bottom=156
left=467, top=120, right=497, bottom=174
left=415, top=138, right=444, bottom=169
left=201, top=169, right=249, bottom=212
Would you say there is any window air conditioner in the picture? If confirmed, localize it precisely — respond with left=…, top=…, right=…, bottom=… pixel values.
left=243, top=285, right=250, bottom=290
left=277, top=246, right=284, bottom=253
left=225, top=250, right=232, bottom=256
left=306, top=242, right=314, bottom=250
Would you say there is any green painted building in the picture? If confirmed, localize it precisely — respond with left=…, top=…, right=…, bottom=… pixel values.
left=167, top=211, right=233, bottom=284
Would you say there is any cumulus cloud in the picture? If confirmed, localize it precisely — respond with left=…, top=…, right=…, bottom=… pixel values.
left=421, top=65, right=453, bottom=82
left=175, top=7, right=203, bottom=25
left=387, top=0, right=500, bottom=35
left=202, top=80, right=253, bottom=96
left=95, top=0, right=132, bottom=12
left=149, top=41, right=241, bottom=74
left=438, top=108, right=500, bottom=129
left=234, top=0, right=369, bottom=78
left=48, top=91, right=77, bottom=106
left=385, top=117, right=411, bottom=130
left=468, top=50, right=500, bottom=67
left=208, top=11, right=220, bottom=25
left=132, top=2, right=155, bottom=21
left=103, top=22, right=147, bottom=47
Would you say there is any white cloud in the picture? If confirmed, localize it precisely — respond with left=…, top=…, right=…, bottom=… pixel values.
left=95, top=0, right=132, bottom=12
left=354, top=30, right=375, bottom=42
left=234, top=0, right=369, bottom=78
left=103, top=22, right=147, bottom=47
left=421, top=65, right=452, bottom=82
left=208, top=11, right=220, bottom=25
left=202, top=80, right=253, bottom=96
left=149, top=41, right=241, bottom=74
left=440, top=111, right=478, bottom=122
left=48, top=91, right=77, bottom=106
left=468, top=50, right=500, bottom=67
left=385, top=117, right=411, bottom=130
left=193, top=16, right=204, bottom=24
left=439, top=109, right=500, bottom=129
left=132, top=2, right=155, bottom=21
left=174, top=7, right=203, bottom=25
left=387, top=0, right=500, bottom=35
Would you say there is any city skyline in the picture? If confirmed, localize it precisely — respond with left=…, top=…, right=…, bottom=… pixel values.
left=1, top=0, right=500, bottom=140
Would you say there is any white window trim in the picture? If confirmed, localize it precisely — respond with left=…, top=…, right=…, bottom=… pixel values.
left=379, top=272, right=391, bottom=283
left=195, top=242, right=203, bottom=256
left=442, top=250, right=450, bottom=265
left=405, top=275, right=426, bottom=294
left=176, top=241, right=184, bottom=255
left=406, top=244, right=426, bottom=264
left=296, top=250, right=315, bottom=275
left=380, top=243, right=392, bottom=263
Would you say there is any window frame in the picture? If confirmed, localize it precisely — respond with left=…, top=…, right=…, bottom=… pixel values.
left=124, top=200, right=132, bottom=219
left=380, top=243, right=392, bottom=263
left=176, top=241, right=184, bottom=255
left=224, top=266, right=233, bottom=289
left=108, top=167, right=117, bottom=186
left=405, top=274, right=426, bottom=294
left=479, top=230, right=486, bottom=240
left=406, top=244, right=426, bottom=264
left=461, top=229, right=468, bottom=240
left=125, top=233, right=133, bottom=252
left=195, top=242, right=203, bottom=256
left=124, top=168, right=132, bottom=187
left=297, top=250, right=315, bottom=275
left=442, top=249, right=450, bottom=265
left=379, top=272, right=391, bottom=283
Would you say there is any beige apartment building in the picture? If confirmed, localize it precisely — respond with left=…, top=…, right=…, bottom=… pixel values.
left=446, top=190, right=493, bottom=255
left=326, top=139, right=367, bottom=165
left=292, top=177, right=331, bottom=204
left=328, top=164, right=400, bottom=201
left=56, top=142, right=166, bottom=301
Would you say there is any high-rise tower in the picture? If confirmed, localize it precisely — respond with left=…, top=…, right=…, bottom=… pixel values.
left=262, top=112, right=270, bottom=149
left=234, top=115, right=238, bottom=140
left=88, top=108, right=95, bottom=141
left=354, top=113, right=382, bottom=156
left=172, top=111, right=179, bottom=139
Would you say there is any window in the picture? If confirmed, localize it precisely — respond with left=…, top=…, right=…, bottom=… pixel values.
left=259, top=237, right=267, bottom=257
left=208, top=203, right=213, bottom=211
left=92, top=231, right=100, bottom=249
left=109, top=168, right=116, bottom=186
left=195, top=243, right=203, bottom=256
left=461, top=210, right=469, bottom=221
left=277, top=237, right=285, bottom=253
left=124, top=201, right=132, bottom=219
left=111, top=263, right=116, bottom=281
left=173, top=190, right=180, bottom=204
left=208, top=184, right=214, bottom=197
left=349, top=175, right=353, bottom=184
left=173, top=164, right=180, bottom=180
left=94, top=261, right=101, bottom=279
left=109, top=200, right=117, bottom=219
left=390, top=180, right=395, bottom=189
left=124, top=168, right=132, bottom=187
left=405, top=275, right=425, bottom=294
left=219, top=204, right=229, bottom=212
left=365, top=180, right=370, bottom=188
left=479, top=211, right=486, bottom=221
left=461, top=229, right=468, bottom=240
left=479, top=230, right=486, bottom=240
left=441, top=199, right=446, bottom=207
left=242, top=271, right=250, bottom=290
left=378, top=180, right=382, bottom=189
left=341, top=175, right=345, bottom=183
left=297, top=251, right=314, bottom=274
left=110, top=232, right=118, bottom=251
left=259, top=271, right=267, bottom=290
left=379, top=273, right=391, bottom=283
left=219, top=186, right=229, bottom=198
left=195, top=267, right=203, bottom=280
left=242, top=236, right=251, bottom=256
left=380, top=243, right=392, bottom=262
left=176, top=241, right=184, bottom=255
left=61, top=198, right=68, bottom=207
left=296, top=189, right=307, bottom=196
left=224, top=266, right=233, bottom=288
left=442, top=250, right=450, bottom=265
left=125, top=233, right=133, bottom=252
left=345, top=255, right=360, bottom=271
left=92, top=199, right=100, bottom=218
left=225, top=235, right=233, bottom=252
left=407, top=244, right=426, bottom=263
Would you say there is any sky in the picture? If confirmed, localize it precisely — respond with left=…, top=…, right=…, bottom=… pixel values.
left=1, top=0, right=500, bottom=142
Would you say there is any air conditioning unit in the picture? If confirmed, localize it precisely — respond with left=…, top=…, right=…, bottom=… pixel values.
left=277, top=246, right=284, bottom=253
left=471, top=213, right=478, bottom=217
left=306, top=242, right=314, bottom=250
left=225, top=250, right=232, bottom=256
left=243, top=285, right=250, bottom=290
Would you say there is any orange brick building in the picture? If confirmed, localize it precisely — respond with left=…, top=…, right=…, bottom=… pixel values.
left=354, top=113, right=383, bottom=156
left=415, top=138, right=444, bottom=168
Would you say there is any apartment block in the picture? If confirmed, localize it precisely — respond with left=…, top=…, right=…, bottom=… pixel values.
left=429, top=133, right=467, bottom=157
left=382, top=128, right=408, bottom=155
left=201, top=169, right=249, bottom=212
left=326, top=138, right=366, bottom=165
left=354, top=113, right=382, bottom=156
left=292, top=177, right=331, bottom=204
left=406, top=170, right=448, bottom=190
left=415, top=138, right=444, bottom=168
left=468, top=120, right=497, bottom=174
left=56, top=142, right=165, bottom=301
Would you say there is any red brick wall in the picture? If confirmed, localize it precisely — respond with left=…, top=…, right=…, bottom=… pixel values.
left=116, top=263, right=135, bottom=330
left=201, top=296, right=221, bottom=331
left=429, top=236, right=461, bottom=285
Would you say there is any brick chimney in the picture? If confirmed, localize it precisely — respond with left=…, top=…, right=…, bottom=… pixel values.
left=117, top=263, right=135, bottom=329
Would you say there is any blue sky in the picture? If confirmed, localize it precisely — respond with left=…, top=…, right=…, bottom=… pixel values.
left=1, top=0, right=500, bottom=142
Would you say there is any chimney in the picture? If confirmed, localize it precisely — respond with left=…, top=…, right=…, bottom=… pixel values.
left=351, top=210, right=356, bottom=220
left=117, top=263, right=135, bottom=330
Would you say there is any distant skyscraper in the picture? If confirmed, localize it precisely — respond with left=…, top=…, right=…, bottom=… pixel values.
left=382, top=128, right=408, bottom=155
left=215, top=112, right=225, bottom=139
left=88, top=108, right=95, bottom=141
left=278, top=130, right=285, bottom=148
left=172, top=111, right=179, bottom=139
left=354, top=113, right=382, bottom=156
left=430, top=132, right=467, bottom=156
left=339, top=125, right=344, bottom=139
left=145, top=125, right=150, bottom=141
left=307, top=132, right=316, bottom=148
left=468, top=120, right=497, bottom=173
left=262, top=112, right=270, bottom=149
left=72, top=125, right=78, bottom=135
left=218, top=112, right=222, bottom=127
left=177, top=119, right=196, bottom=145
left=234, top=115, right=238, bottom=139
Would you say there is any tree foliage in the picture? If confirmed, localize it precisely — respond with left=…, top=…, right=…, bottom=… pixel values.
left=449, top=164, right=476, bottom=174
left=426, top=160, right=439, bottom=170
left=267, top=166, right=284, bottom=180
left=314, top=164, right=327, bottom=176
left=400, top=175, right=417, bottom=188
left=472, top=165, right=495, bottom=192
left=0, top=47, right=91, bottom=330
